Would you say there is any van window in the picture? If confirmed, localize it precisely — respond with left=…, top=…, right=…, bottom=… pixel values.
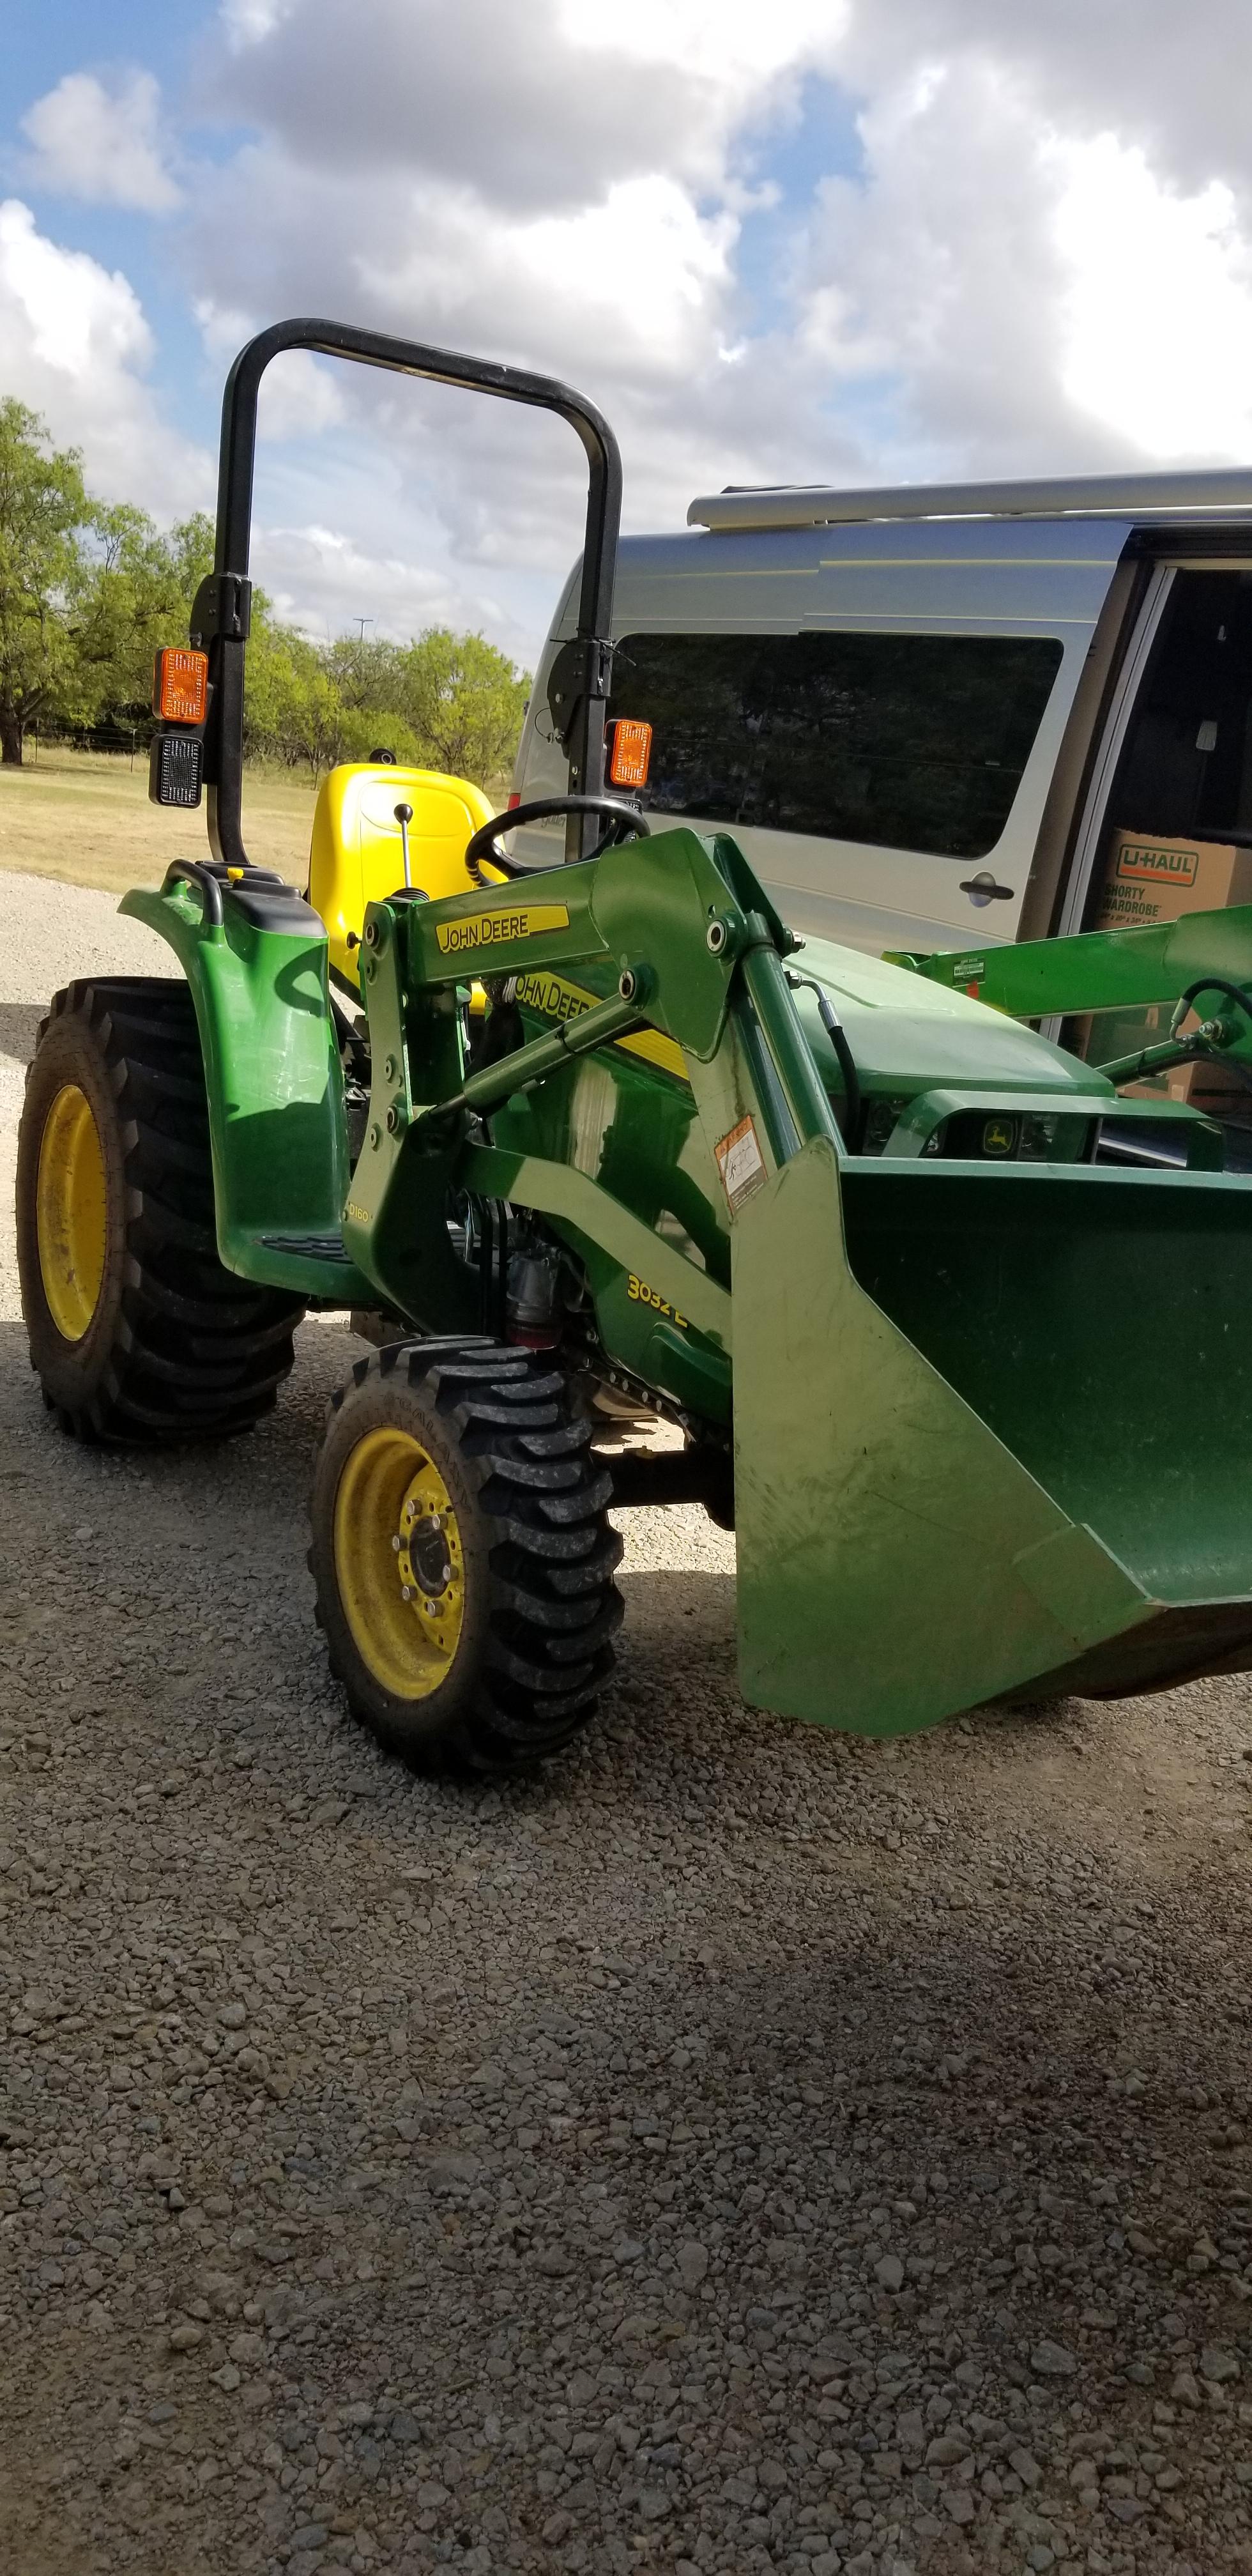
left=1111, top=571, right=1252, bottom=841
left=607, top=630, right=1063, bottom=861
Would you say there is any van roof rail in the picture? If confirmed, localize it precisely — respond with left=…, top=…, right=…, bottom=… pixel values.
left=687, top=469, right=1252, bottom=532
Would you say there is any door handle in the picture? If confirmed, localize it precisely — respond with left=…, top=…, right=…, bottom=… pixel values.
left=959, top=871, right=1014, bottom=907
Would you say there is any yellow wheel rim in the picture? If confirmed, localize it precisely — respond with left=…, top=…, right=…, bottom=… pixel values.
left=333, top=1427, right=465, bottom=1699
left=36, top=1084, right=108, bottom=1343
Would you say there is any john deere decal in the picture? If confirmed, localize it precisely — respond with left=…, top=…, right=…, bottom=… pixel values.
left=515, top=969, right=689, bottom=1083
left=436, top=903, right=570, bottom=955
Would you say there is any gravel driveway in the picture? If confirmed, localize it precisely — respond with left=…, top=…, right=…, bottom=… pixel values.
left=1, top=866, right=1251, bottom=2576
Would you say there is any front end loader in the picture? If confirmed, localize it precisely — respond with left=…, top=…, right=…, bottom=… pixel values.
left=18, top=316, right=1252, bottom=1774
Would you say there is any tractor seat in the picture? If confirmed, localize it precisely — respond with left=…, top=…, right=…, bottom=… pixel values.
left=307, top=763, right=498, bottom=988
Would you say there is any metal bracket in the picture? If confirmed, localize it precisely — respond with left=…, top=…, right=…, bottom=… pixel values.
left=189, top=572, right=253, bottom=647
left=546, top=633, right=614, bottom=747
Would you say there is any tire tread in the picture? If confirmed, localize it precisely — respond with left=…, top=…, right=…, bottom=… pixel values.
left=17, top=976, right=303, bottom=1445
left=312, top=1338, right=623, bottom=1775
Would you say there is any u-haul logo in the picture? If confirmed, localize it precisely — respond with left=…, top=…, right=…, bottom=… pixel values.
left=435, top=902, right=570, bottom=955
left=1117, top=841, right=1200, bottom=888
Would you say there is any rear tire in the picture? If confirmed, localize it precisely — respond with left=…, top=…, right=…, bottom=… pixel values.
left=309, top=1340, right=623, bottom=1774
left=16, top=977, right=303, bottom=1444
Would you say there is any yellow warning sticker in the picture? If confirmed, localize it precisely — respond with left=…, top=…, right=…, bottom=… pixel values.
left=435, top=902, right=570, bottom=956
left=715, top=1114, right=767, bottom=1212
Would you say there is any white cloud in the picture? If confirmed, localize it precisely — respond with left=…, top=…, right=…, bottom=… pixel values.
left=20, top=71, right=180, bottom=215
left=789, top=56, right=1123, bottom=478
left=193, top=301, right=347, bottom=440
left=556, top=0, right=848, bottom=92
left=220, top=0, right=300, bottom=43
left=1056, top=137, right=1252, bottom=460
left=359, top=175, right=738, bottom=388
left=197, top=0, right=1252, bottom=606
left=252, top=519, right=518, bottom=653
left=22, top=0, right=1252, bottom=664
left=0, top=201, right=209, bottom=514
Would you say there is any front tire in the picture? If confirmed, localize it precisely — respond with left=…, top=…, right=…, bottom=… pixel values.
left=16, top=977, right=303, bottom=1443
left=310, top=1340, right=623, bottom=1773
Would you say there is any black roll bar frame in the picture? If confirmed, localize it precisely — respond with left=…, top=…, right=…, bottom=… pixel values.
left=188, top=317, right=623, bottom=868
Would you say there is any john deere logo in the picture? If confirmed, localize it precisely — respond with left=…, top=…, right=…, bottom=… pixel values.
left=982, top=1117, right=1016, bottom=1158
left=1117, top=841, right=1199, bottom=887
left=435, top=902, right=569, bottom=955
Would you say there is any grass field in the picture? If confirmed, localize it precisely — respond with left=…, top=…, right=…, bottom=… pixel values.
left=0, top=744, right=317, bottom=896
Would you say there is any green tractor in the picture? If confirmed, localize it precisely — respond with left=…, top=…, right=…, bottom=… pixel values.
left=17, top=318, right=1252, bottom=1774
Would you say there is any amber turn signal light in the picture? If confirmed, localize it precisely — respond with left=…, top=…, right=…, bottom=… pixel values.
left=152, top=647, right=209, bottom=726
left=607, top=717, right=652, bottom=790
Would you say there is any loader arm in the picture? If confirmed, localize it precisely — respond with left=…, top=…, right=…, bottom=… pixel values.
left=887, top=904, right=1252, bottom=1072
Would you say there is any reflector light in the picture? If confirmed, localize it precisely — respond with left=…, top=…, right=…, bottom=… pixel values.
left=607, top=718, right=652, bottom=790
left=506, top=790, right=521, bottom=811
left=149, top=732, right=204, bottom=809
left=153, top=647, right=209, bottom=725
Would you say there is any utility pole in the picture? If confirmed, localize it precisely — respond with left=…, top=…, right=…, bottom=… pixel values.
left=353, top=617, right=374, bottom=644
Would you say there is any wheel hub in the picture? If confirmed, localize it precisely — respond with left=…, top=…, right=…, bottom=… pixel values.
left=333, top=1429, right=466, bottom=1698
left=35, top=1083, right=107, bottom=1343
left=399, top=1506, right=453, bottom=1606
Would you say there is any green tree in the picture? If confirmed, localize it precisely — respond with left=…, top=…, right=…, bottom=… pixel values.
left=323, top=631, right=407, bottom=716
left=245, top=622, right=355, bottom=779
left=0, top=398, right=91, bottom=763
left=168, top=510, right=215, bottom=604
left=63, top=502, right=188, bottom=729
left=396, top=627, right=529, bottom=785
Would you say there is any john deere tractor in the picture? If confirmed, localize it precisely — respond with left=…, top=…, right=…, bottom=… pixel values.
left=18, top=318, right=1252, bottom=1774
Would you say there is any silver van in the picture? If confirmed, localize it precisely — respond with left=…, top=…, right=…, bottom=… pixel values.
left=510, top=469, right=1252, bottom=977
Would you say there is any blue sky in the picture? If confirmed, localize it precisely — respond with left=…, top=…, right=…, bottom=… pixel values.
left=6, top=2, right=1252, bottom=668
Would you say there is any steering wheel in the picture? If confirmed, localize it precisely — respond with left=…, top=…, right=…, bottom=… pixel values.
left=464, top=793, right=650, bottom=888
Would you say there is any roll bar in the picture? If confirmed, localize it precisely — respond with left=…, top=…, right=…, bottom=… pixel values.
left=188, top=318, right=622, bottom=867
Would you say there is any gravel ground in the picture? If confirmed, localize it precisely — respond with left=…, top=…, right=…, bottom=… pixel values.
left=1, top=866, right=1251, bottom=2576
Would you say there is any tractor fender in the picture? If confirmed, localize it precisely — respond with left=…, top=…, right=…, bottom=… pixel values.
left=118, top=875, right=366, bottom=1300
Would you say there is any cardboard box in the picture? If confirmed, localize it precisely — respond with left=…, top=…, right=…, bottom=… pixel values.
left=1155, top=1054, right=1252, bottom=1124
left=1092, top=828, right=1252, bottom=930
left=1077, top=829, right=1252, bottom=1120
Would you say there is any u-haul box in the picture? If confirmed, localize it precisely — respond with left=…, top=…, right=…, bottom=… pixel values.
left=1080, top=830, right=1252, bottom=1119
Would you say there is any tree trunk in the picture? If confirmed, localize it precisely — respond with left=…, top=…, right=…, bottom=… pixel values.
left=0, top=710, right=24, bottom=765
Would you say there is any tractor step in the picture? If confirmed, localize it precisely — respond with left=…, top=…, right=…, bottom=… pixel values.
left=259, top=1232, right=353, bottom=1263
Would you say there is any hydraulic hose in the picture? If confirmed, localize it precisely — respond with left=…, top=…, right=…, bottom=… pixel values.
left=786, top=970, right=863, bottom=1149
left=1170, top=976, right=1252, bottom=1036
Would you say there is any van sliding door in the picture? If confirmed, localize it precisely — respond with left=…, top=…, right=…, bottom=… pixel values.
left=1058, top=563, right=1252, bottom=1137
left=599, top=518, right=1129, bottom=956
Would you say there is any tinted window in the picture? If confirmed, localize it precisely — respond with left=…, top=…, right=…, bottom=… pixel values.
left=607, top=629, right=1063, bottom=861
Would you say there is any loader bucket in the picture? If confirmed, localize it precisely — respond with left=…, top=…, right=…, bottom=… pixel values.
left=733, top=1137, right=1252, bottom=1735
